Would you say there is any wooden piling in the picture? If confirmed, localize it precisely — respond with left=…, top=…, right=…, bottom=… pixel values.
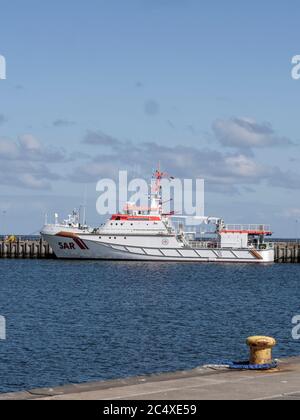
left=274, top=242, right=300, bottom=263
left=0, top=238, right=54, bottom=259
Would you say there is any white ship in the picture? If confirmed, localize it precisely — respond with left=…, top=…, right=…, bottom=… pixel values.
left=41, top=169, right=274, bottom=263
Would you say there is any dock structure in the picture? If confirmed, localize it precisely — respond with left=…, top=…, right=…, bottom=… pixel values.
left=0, top=238, right=299, bottom=262
left=274, top=242, right=300, bottom=263
left=0, top=238, right=54, bottom=259
left=1, top=356, right=300, bottom=400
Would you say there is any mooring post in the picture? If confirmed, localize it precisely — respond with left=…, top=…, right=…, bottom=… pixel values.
left=247, top=336, right=277, bottom=366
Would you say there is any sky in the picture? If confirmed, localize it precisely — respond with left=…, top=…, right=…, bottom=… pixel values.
left=0, top=0, right=300, bottom=236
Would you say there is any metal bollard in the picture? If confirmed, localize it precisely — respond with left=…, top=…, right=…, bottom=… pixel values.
left=246, top=336, right=276, bottom=365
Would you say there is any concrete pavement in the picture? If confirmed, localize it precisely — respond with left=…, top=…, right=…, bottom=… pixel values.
left=1, top=357, right=300, bottom=400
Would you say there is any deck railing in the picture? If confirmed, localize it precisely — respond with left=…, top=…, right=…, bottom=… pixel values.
left=187, top=240, right=274, bottom=250
left=223, top=224, right=272, bottom=233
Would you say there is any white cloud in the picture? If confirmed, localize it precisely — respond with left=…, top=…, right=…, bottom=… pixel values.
left=82, top=130, right=121, bottom=147
left=0, top=135, right=64, bottom=190
left=19, top=134, right=42, bottom=152
left=224, top=155, right=268, bottom=178
left=69, top=136, right=300, bottom=193
left=20, top=174, right=52, bottom=190
left=213, top=117, right=293, bottom=149
left=0, top=124, right=298, bottom=194
left=0, top=135, right=65, bottom=162
left=0, top=160, right=59, bottom=190
left=0, top=139, right=19, bottom=159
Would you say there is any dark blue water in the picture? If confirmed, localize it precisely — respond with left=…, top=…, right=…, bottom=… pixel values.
left=0, top=260, right=300, bottom=393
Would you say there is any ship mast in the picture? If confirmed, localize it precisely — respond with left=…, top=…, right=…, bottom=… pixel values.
left=150, top=164, right=173, bottom=216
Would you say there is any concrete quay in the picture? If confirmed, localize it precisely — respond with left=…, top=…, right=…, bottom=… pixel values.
left=0, top=238, right=54, bottom=259
left=1, top=357, right=300, bottom=400
left=0, top=237, right=299, bottom=262
left=274, top=242, right=300, bottom=263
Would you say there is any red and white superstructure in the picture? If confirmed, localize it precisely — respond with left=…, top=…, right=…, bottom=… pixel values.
left=41, top=169, right=274, bottom=263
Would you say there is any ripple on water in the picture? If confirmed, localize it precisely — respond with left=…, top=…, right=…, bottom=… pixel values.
left=0, top=260, right=300, bottom=392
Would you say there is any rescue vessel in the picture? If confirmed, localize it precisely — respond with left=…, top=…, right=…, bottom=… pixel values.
left=41, top=169, right=274, bottom=263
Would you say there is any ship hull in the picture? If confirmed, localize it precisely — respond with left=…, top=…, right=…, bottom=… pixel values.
left=42, top=233, right=274, bottom=263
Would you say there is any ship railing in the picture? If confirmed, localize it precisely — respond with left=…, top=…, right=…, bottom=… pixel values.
left=223, top=224, right=272, bottom=233
left=187, top=241, right=274, bottom=250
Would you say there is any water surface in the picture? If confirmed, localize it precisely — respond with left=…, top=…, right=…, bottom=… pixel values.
left=0, top=260, right=299, bottom=393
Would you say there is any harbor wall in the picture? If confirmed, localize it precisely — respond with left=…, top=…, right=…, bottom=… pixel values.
left=0, top=238, right=54, bottom=259
left=0, top=238, right=299, bottom=262
left=274, top=242, right=300, bottom=263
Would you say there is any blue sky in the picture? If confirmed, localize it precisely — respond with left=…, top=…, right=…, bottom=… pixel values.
left=0, top=0, right=300, bottom=236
